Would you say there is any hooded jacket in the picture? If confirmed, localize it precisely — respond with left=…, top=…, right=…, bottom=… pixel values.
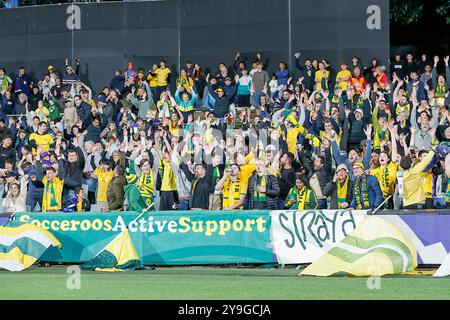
left=206, top=82, right=237, bottom=118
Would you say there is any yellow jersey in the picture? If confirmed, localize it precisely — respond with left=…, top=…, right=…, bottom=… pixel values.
left=94, top=168, right=114, bottom=202
left=155, top=68, right=171, bottom=87
left=315, top=70, right=330, bottom=90
left=147, top=73, right=158, bottom=88
left=160, top=160, right=177, bottom=191
left=222, top=178, right=247, bottom=209
left=370, top=162, right=398, bottom=197
left=29, top=133, right=54, bottom=155
left=336, top=70, right=352, bottom=91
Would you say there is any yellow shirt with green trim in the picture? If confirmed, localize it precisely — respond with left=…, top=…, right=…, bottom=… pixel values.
left=336, top=70, right=352, bottom=91
left=94, top=168, right=114, bottom=202
left=222, top=178, right=247, bottom=209
left=155, top=68, right=171, bottom=87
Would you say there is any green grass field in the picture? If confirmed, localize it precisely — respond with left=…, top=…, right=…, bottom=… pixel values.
left=1, top=266, right=449, bottom=300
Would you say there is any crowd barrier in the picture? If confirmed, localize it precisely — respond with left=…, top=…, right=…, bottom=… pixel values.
left=9, top=210, right=450, bottom=265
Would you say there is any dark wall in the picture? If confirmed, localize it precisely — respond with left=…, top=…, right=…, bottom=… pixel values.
left=0, top=0, right=389, bottom=93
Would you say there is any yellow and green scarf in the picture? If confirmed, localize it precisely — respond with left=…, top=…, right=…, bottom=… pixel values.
left=253, top=172, right=268, bottom=203
left=337, top=177, right=349, bottom=208
left=354, top=174, right=370, bottom=209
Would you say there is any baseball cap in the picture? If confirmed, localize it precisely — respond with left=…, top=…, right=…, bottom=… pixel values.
left=335, top=163, right=349, bottom=173
left=4, top=171, right=17, bottom=178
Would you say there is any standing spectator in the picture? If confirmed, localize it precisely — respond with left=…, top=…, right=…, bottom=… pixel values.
left=62, top=58, right=80, bottom=86
left=28, top=121, right=54, bottom=154
left=285, top=173, right=317, bottom=210
left=251, top=61, right=270, bottom=106
left=215, top=163, right=247, bottom=210
left=123, top=62, right=137, bottom=82
left=401, top=150, right=436, bottom=209
left=275, top=61, right=290, bottom=87
left=106, top=164, right=127, bottom=211
left=0, top=135, right=16, bottom=170
left=349, top=162, right=383, bottom=210
left=314, top=61, right=330, bottom=91
left=405, top=52, right=419, bottom=76
left=432, top=56, right=450, bottom=107
left=183, top=163, right=210, bottom=210
left=2, top=175, right=27, bottom=213
left=336, top=63, right=352, bottom=91
left=324, top=163, right=354, bottom=209
left=174, top=84, right=196, bottom=122
left=247, top=158, right=280, bottom=210
left=110, top=69, right=125, bottom=94
left=294, top=52, right=315, bottom=92
left=37, top=161, right=64, bottom=212
left=391, top=54, right=405, bottom=79
left=351, top=67, right=367, bottom=96
left=277, top=152, right=296, bottom=209
left=0, top=68, right=12, bottom=94
left=59, top=148, right=84, bottom=202
left=92, top=158, right=114, bottom=209
left=155, top=60, right=171, bottom=100
left=206, top=74, right=237, bottom=122
left=74, top=94, right=92, bottom=125
left=130, top=82, right=154, bottom=120
left=14, top=66, right=30, bottom=97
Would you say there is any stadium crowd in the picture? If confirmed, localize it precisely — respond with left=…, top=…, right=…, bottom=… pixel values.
left=0, top=52, right=449, bottom=213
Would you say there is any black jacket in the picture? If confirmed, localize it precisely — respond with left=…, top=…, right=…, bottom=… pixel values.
left=207, top=82, right=237, bottom=118
left=62, top=160, right=83, bottom=191
left=0, top=145, right=16, bottom=169
left=278, top=167, right=296, bottom=200
left=182, top=164, right=211, bottom=210
left=247, top=172, right=280, bottom=210
left=77, top=101, right=92, bottom=125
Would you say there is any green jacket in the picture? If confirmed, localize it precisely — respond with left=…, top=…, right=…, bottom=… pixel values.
left=44, top=96, right=62, bottom=121
left=285, top=186, right=318, bottom=210
left=124, top=184, right=153, bottom=212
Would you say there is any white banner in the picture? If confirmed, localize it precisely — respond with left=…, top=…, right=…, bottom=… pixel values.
left=270, top=210, right=367, bottom=264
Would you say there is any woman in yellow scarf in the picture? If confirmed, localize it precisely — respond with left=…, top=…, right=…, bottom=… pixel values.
left=370, top=125, right=398, bottom=209
left=285, top=174, right=318, bottom=210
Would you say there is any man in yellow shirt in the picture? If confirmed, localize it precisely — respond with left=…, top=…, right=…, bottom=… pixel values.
left=336, top=63, right=352, bottom=91
left=155, top=60, right=171, bottom=100
left=215, top=164, right=247, bottom=210
left=29, top=122, right=54, bottom=155
left=314, top=61, right=330, bottom=90
left=146, top=64, right=158, bottom=97
left=92, top=159, right=114, bottom=210
left=159, top=149, right=179, bottom=211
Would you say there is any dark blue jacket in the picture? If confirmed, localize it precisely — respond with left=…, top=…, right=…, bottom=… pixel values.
left=110, top=75, right=125, bottom=93
left=14, top=74, right=30, bottom=96
left=1, top=94, right=15, bottom=115
left=77, top=101, right=92, bottom=125
left=350, top=174, right=383, bottom=209
left=275, top=69, right=289, bottom=86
